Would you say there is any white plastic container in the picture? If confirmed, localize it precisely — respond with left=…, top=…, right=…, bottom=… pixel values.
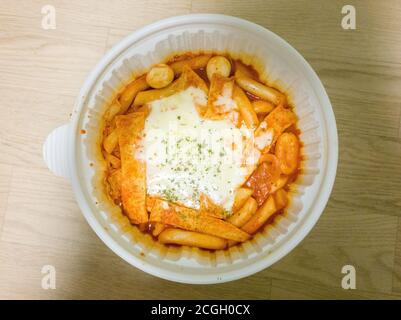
left=43, top=14, right=338, bottom=284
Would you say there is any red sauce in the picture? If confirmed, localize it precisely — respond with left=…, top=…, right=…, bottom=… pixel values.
left=245, top=162, right=273, bottom=206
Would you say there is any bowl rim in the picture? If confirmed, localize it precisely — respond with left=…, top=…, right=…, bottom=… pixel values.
left=68, top=13, right=338, bottom=284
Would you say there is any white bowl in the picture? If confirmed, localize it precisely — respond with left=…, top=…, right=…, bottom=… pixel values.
left=43, top=14, right=338, bottom=284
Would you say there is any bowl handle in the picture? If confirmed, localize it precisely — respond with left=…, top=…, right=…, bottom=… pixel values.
left=43, top=123, right=71, bottom=180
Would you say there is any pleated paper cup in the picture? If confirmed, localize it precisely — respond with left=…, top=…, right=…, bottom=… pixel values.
left=43, top=14, right=338, bottom=284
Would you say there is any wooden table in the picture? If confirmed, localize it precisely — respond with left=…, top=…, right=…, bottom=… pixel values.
left=1, top=0, right=400, bottom=299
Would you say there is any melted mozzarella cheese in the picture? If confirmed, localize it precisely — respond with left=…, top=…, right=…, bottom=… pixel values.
left=140, top=86, right=257, bottom=212
left=255, top=130, right=273, bottom=150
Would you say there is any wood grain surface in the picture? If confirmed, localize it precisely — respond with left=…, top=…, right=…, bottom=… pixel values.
left=0, top=0, right=400, bottom=299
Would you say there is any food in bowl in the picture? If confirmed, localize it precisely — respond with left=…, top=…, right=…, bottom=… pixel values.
left=101, top=52, right=301, bottom=250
